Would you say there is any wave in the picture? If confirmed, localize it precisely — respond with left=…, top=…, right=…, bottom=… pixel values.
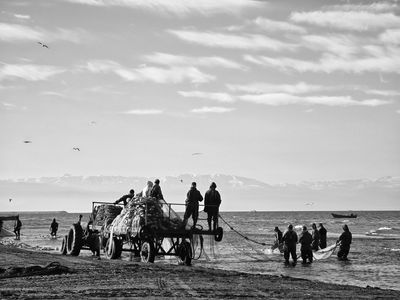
left=365, top=227, right=400, bottom=238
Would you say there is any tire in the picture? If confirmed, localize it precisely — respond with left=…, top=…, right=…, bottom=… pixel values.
left=178, top=240, right=192, bottom=266
left=214, top=227, right=223, bottom=242
left=140, top=239, right=155, bottom=263
left=105, top=237, right=122, bottom=259
left=60, top=235, right=68, bottom=255
left=67, top=224, right=83, bottom=256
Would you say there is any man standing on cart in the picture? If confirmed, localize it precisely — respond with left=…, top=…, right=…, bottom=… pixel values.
left=204, top=182, right=221, bottom=232
left=182, top=182, right=203, bottom=229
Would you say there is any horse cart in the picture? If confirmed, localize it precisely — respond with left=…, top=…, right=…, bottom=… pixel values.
left=60, top=197, right=223, bottom=265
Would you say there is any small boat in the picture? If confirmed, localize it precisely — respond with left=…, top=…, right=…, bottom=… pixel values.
left=331, top=213, right=357, bottom=218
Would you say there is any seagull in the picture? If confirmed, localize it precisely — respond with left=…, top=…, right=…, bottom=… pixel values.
left=73, top=147, right=80, bottom=151
left=192, top=152, right=203, bottom=156
left=180, top=179, right=183, bottom=183
left=38, top=42, right=49, bottom=48
left=305, top=202, right=314, bottom=206
left=23, top=140, right=32, bottom=143
left=9, top=198, right=12, bottom=202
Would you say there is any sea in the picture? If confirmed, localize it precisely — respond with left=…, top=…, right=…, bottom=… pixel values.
left=1, top=210, right=399, bottom=291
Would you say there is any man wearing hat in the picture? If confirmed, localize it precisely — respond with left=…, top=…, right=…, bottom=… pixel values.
left=204, top=182, right=221, bottom=232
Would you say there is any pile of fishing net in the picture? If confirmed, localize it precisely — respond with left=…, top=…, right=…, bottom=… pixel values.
left=0, top=262, right=72, bottom=278
left=111, top=197, right=183, bottom=236
left=92, top=204, right=123, bottom=231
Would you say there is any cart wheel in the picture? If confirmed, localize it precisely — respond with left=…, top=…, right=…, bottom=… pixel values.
left=60, top=235, right=68, bottom=255
left=140, top=240, right=155, bottom=263
left=178, top=240, right=192, bottom=266
left=67, top=224, right=83, bottom=256
left=214, top=227, right=223, bottom=242
left=105, top=237, right=122, bottom=259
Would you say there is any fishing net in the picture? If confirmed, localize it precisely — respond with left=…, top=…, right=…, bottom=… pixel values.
left=92, top=205, right=123, bottom=231
left=313, top=243, right=337, bottom=260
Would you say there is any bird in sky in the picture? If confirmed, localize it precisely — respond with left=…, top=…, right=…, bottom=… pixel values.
left=73, top=147, right=80, bottom=151
left=23, top=140, right=32, bottom=143
left=305, top=202, right=314, bottom=206
left=192, top=152, right=203, bottom=156
left=180, top=179, right=183, bottom=183
left=38, top=42, right=49, bottom=48
left=9, top=198, right=12, bottom=202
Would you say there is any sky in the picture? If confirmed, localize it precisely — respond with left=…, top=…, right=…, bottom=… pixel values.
left=0, top=0, right=399, bottom=185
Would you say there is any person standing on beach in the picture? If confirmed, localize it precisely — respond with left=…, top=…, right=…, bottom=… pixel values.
left=337, top=224, right=352, bottom=261
left=311, top=223, right=320, bottom=251
left=318, top=223, right=327, bottom=249
left=182, top=182, right=203, bottom=229
left=282, top=224, right=298, bottom=265
left=271, top=226, right=283, bottom=251
left=299, top=226, right=313, bottom=264
left=50, top=218, right=59, bottom=237
left=114, top=189, right=135, bottom=206
left=150, top=179, right=164, bottom=200
left=14, top=215, right=22, bottom=240
left=204, top=182, right=221, bottom=232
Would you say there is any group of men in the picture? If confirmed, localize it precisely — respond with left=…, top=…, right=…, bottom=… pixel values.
left=114, top=179, right=222, bottom=232
left=274, top=223, right=352, bottom=265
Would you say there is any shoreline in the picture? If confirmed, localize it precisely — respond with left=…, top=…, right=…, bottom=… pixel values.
left=1, top=244, right=400, bottom=299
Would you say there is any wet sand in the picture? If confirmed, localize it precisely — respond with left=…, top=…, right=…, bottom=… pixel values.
left=1, top=244, right=399, bottom=299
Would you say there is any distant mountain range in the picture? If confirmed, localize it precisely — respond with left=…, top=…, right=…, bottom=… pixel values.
left=1, top=174, right=399, bottom=212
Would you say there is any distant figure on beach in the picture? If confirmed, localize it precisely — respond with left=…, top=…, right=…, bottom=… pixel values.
left=14, top=215, right=22, bottom=240
left=271, top=226, right=283, bottom=252
left=182, top=182, right=203, bottom=229
left=50, top=218, right=59, bottom=237
left=311, top=223, right=320, bottom=251
left=318, top=223, right=327, bottom=249
left=337, top=224, right=352, bottom=261
left=299, top=225, right=313, bottom=264
left=141, top=181, right=154, bottom=197
left=114, top=189, right=135, bottom=205
left=282, top=224, right=298, bottom=265
left=78, top=214, right=83, bottom=225
left=150, top=179, right=164, bottom=200
left=204, top=182, right=221, bottom=232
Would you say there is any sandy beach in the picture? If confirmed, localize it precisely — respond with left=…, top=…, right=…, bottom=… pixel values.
left=1, top=244, right=399, bottom=299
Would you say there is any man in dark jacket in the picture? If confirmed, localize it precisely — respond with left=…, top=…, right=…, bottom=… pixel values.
left=14, top=215, right=22, bottom=240
left=272, top=226, right=283, bottom=252
left=337, top=224, right=352, bottom=260
left=182, top=182, right=203, bottom=229
left=114, top=189, right=135, bottom=205
left=282, top=224, right=298, bottom=265
left=204, top=182, right=221, bottom=232
left=150, top=179, right=164, bottom=200
left=50, top=218, right=59, bottom=237
left=299, top=225, right=313, bottom=264
left=311, top=223, right=320, bottom=251
left=318, top=223, right=327, bottom=249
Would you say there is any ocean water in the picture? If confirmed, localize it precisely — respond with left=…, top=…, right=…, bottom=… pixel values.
left=1, top=210, right=399, bottom=291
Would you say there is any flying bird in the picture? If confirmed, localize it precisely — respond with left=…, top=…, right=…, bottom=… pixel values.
left=180, top=179, right=183, bottom=183
left=191, top=152, right=203, bottom=156
left=38, top=42, right=49, bottom=48
left=73, top=147, right=80, bottom=151
left=305, top=202, right=314, bottom=206
left=23, top=140, right=32, bottom=143
left=9, top=198, right=12, bottom=202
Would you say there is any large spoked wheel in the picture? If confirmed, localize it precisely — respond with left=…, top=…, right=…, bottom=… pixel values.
left=178, top=240, right=192, bottom=266
left=105, top=237, right=122, bottom=259
left=214, top=227, right=223, bottom=242
left=140, top=239, right=155, bottom=263
left=60, top=235, right=68, bottom=255
left=67, top=224, right=83, bottom=256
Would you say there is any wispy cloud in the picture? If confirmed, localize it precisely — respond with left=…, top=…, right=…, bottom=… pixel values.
left=178, top=90, right=235, bottom=103
left=227, top=82, right=326, bottom=94
left=0, top=64, right=65, bottom=81
left=14, top=14, right=31, bottom=20
left=168, top=30, right=295, bottom=51
left=300, top=34, right=360, bottom=58
left=238, top=93, right=391, bottom=107
left=84, top=60, right=215, bottom=84
left=253, top=17, right=307, bottom=34
left=143, top=52, right=246, bottom=70
left=324, top=2, right=397, bottom=13
left=63, top=0, right=262, bottom=16
left=290, top=11, right=400, bottom=31
left=191, top=106, right=235, bottom=114
left=122, top=109, right=163, bottom=115
left=380, top=29, right=400, bottom=45
left=41, top=91, right=68, bottom=98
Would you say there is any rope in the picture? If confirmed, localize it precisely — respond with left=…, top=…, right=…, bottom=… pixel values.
left=218, top=214, right=266, bottom=246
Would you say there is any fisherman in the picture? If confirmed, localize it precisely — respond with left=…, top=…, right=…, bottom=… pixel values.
left=311, top=223, right=320, bottom=251
left=204, top=182, right=221, bottom=232
left=182, top=182, right=203, bottom=229
left=299, top=225, right=313, bottom=264
left=318, top=223, right=327, bottom=249
left=50, top=218, right=59, bottom=237
left=14, top=215, right=22, bottom=240
left=271, top=226, right=283, bottom=252
left=282, top=224, right=298, bottom=265
left=114, top=189, right=135, bottom=206
left=150, top=179, right=164, bottom=200
left=337, top=224, right=352, bottom=261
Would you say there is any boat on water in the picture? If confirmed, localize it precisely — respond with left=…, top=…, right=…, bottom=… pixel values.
left=331, top=213, right=357, bottom=218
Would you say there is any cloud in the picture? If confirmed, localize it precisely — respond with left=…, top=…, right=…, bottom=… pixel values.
left=168, top=30, right=296, bottom=51
left=63, top=0, right=262, bottom=16
left=84, top=60, right=215, bottom=84
left=380, top=29, right=400, bottom=45
left=238, top=93, right=391, bottom=107
left=143, top=52, right=246, bottom=70
left=14, top=14, right=31, bottom=20
left=253, top=17, right=306, bottom=34
left=300, top=34, right=360, bottom=58
left=226, top=82, right=326, bottom=94
left=397, top=109, right=400, bottom=114
left=290, top=11, right=400, bottom=31
left=191, top=106, right=235, bottom=113
left=41, top=91, right=68, bottom=98
left=364, top=89, right=400, bottom=97
left=178, top=90, right=235, bottom=103
left=0, top=64, right=65, bottom=81
left=122, top=109, right=163, bottom=115
left=324, top=2, right=397, bottom=13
